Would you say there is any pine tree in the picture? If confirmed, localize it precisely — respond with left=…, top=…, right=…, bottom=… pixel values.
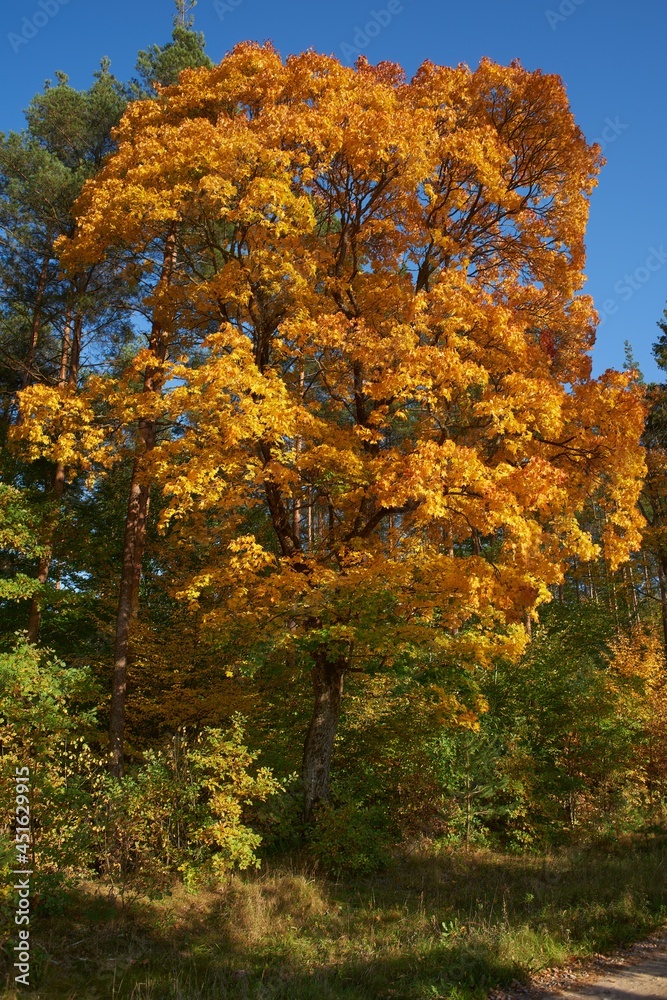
left=132, top=1, right=212, bottom=96
left=0, top=64, right=128, bottom=642
left=638, top=306, right=667, bottom=660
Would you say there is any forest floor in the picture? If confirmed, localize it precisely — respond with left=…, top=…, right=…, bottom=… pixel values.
left=2, top=836, right=667, bottom=999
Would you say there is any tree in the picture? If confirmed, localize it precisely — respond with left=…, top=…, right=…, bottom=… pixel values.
left=0, top=64, right=128, bottom=642
left=133, top=1, right=212, bottom=96
left=623, top=340, right=645, bottom=384
left=17, top=47, right=646, bottom=814
left=637, top=312, right=667, bottom=658
left=11, top=8, right=216, bottom=773
left=174, top=0, right=198, bottom=29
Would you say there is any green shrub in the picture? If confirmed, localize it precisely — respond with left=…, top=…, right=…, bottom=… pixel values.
left=0, top=637, right=102, bottom=900
left=99, top=720, right=283, bottom=893
left=0, top=637, right=283, bottom=900
left=308, top=798, right=392, bottom=877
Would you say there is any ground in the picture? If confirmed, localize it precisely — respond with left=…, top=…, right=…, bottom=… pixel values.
left=498, top=931, right=667, bottom=1000
left=1, top=838, right=667, bottom=999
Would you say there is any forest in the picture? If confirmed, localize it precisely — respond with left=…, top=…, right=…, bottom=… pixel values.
left=2, top=5, right=667, bottom=999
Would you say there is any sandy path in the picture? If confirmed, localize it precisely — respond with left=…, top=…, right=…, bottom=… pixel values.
left=491, top=933, right=667, bottom=1000
left=541, top=936, right=667, bottom=1000
left=558, top=944, right=667, bottom=999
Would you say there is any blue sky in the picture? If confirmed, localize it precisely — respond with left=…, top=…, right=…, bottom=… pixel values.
left=1, top=0, right=665, bottom=379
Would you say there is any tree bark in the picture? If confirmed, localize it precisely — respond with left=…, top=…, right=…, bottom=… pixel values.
left=109, top=457, right=152, bottom=776
left=588, top=565, right=599, bottom=604
left=21, top=254, right=50, bottom=389
left=657, top=556, right=667, bottom=666
left=623, top=565, right=639, bottom=624
left=524, top=611, right=532, bottom=638
left=642, top=553, right=654, bottom=599
left=27, top=307, right=79, bottom=644
left=109, top=237, right=175, bottom=777
left=302, top=650, right=345, bottom=821
left=27, top=464, right=65, bottom=643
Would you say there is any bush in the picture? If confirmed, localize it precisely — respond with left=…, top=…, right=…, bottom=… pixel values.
left=308, top=798, right=392, bottom=878
left=99, top=720, right=283, bottom=893
left=0, top=637, right=101, bottom=900
left=0, top=637, right=283, bottom=901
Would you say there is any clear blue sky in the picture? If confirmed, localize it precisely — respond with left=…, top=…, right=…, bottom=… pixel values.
left=2, top=0, right=665, bottom=379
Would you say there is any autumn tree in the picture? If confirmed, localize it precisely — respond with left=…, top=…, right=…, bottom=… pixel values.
left=17, top=47, right=646, bottom=813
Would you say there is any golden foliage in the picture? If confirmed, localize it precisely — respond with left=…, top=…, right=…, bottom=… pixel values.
left=14, top=45, right=646, bottom=666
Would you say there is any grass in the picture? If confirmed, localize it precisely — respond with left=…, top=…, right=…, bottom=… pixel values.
left=2, top=837, right=667, bottom=999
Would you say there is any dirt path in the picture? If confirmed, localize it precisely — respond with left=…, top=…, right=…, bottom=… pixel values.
left=555, top=937, right=667, bottom=1000
left=491, top=933, right=667, bottom=1000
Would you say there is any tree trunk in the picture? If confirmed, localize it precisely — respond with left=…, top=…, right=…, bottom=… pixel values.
left=27, top=464, right=65, bottom=643
left=657, top=556, right=667, bottom=666
left=27, top=308, right=78, bottom=644
left=642, top=553, right=654, bottom=599
left=624, top=563, right=639, bottom=623
left=21, top=254, right=50, bottom=389
left=109, top=236, right=175, bottom=777
left=302, top=650, right=345, bottom=821
left=588, top=565, right=599, bottom=604
left=109, top=458, right=152, bottom=776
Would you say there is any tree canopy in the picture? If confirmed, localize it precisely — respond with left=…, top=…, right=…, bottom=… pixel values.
left=13, top=45, right=646, bottom=814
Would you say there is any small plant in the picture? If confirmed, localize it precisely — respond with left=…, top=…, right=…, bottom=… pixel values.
left=440, top=917, right=467, bottom=940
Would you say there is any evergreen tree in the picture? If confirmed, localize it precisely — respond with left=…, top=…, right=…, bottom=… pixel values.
left=133, top=1, right=212, bottom=96
left=635, top=303, right=667, bottom=658
left=0, top=64, right=129, bottom=642
left=623, top=340, right=645, bottom=384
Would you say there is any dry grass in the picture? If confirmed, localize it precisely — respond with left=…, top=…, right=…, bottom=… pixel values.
left=2, top=839, right=667, bottom=999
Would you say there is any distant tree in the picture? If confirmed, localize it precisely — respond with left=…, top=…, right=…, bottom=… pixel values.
left=623, top=340, right=645, bottom=384
left=637, top=308, right=667, bottom=658
left=133, top=0, right=212, bottom=95
left=174, top=0, right=198, bottom=29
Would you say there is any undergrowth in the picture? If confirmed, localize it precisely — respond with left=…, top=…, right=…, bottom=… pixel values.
left=2, top=837, right=666, bottom=999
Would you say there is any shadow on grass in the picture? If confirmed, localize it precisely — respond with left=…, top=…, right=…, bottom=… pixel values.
left=3, top=837, right=667, bottom=1000
left=6, top=937, right=520, bottom=1000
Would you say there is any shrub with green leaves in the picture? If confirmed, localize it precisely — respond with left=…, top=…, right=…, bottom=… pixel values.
left=100, top=720, right=283, bottom=893
left=0, top=637, right=101, bottom=898
left=308, top=797, right=392, bottom=877
left=0, top=638, right=282, bottom=902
